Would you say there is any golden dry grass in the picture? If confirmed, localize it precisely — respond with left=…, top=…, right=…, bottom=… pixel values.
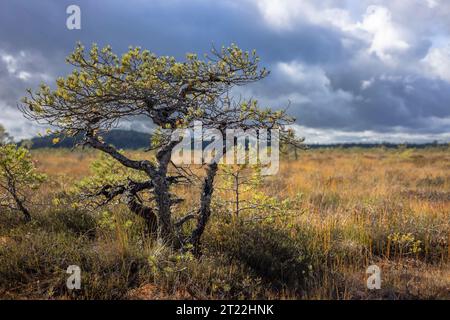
left=0, top=146, right=448, bottom=299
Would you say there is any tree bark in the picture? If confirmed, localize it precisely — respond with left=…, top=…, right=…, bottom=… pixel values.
left=11, top=191, right=31, bottom=222
left=95, top=180, right=158, bottom=236
left=153, top=139, right=181, bottom=247
left=189, top=162, right=218, bottom=256
left=87, top=134, right=178, bottom=245
left=124, top=190, right=157, bottom=235
left=152, top=175, right=176, bottom=245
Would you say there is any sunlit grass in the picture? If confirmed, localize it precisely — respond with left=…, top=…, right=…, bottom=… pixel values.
left=0, top=146, right=448, bottom=299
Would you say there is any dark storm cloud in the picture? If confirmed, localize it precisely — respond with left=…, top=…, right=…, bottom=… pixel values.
left=0, top=0, right=349, bottom=63
left=0, top=0, right=449, bottom=142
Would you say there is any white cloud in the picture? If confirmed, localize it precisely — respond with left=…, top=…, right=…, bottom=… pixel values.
left=357, top=6, right=410, bottom=63
left=277, top=61, right=330, bottom=89
left=275, top=61, right=356, bottom=106
left=17, top=71, right=31, bottom=81
left=1, top=53, right=18, bottom=74
left=253, top=2, right=411, bottom=64
left=253, top=0, right=354, bottom=32
left=422, top=45, right=450, bottom=82
left=0, top=50, right=51, bottom=82
left=0, top=102, right=45, bottom=141
left=293, top=124, right=450, bottom=144
left=426, top=0, right=440, bottom=9
left=253, top=0, right=296, bottom=30
left=361, top=78, right=374, bottom=90
left=270, top=61, right=359, bottom=124
left=0, top=49, right=55, bottom=140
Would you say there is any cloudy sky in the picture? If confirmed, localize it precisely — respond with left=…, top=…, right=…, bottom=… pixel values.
left=1, top=0, right=449, bottom=143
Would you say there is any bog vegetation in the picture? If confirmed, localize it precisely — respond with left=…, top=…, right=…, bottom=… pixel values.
left=0, top=145, right=448, bottom=299
left=0, top=43, right=448, bottom=299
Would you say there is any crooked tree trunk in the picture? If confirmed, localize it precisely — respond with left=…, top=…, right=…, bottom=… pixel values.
left=86, top=134, right=178, bottom=246
left=152, top=139, right=182, bottom=248
left=6, top=177, right=32, bottom=222
left=152, top=175, right=177, bottom=246
left=87, top=133, right=219, bottom=250
left=97, top=180, right=158, bottom=236
left=11, top=192, right=31, bottom=222
left=124, top=190, right=157, bottom=236
left=189, top=162, right=218, bottom=256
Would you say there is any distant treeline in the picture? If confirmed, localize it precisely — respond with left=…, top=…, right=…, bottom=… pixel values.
left=21, top=130, right=449, bottom=150
left=24, top=130, right=151, bottom=150
left=305, top=142, right=449, bottom=149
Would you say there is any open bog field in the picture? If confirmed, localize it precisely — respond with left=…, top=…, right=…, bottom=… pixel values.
left=0, top=147, right=449, bottom=299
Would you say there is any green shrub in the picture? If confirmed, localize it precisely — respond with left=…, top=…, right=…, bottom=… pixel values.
left=38, top=209, right=98, bottom=239
left=146, top=246, right=264, bottom=299
left=0, top=227, right=153, bottom=299
left=205, top=221, right=312, bottom=291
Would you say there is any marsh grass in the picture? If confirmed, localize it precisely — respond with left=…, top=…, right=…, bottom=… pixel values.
left=0, top=147, right=448, bottom=299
